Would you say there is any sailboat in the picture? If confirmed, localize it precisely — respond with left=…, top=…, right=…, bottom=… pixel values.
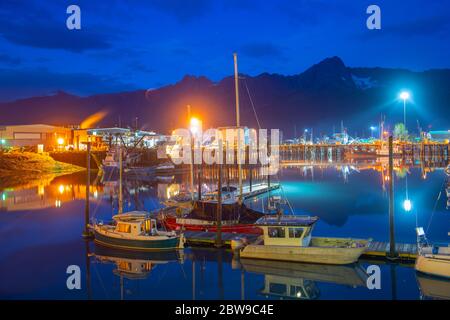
left=93, top=144, right=184, bottom=251
left=415, top=227, right=450, bottom=278
left=161, top=53, right=267, bottom=235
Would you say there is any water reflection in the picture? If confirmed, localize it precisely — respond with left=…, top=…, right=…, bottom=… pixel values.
left=1, top=157, right=449, bottom=299
left=237, top=258, right=368, bottom=300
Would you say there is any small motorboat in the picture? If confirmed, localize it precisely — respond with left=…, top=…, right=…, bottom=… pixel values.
left=415, top=227, right=450, bottom=279
left=238, top=216, right=370, bottom=265
left=93, top=212, right=184, bottom=251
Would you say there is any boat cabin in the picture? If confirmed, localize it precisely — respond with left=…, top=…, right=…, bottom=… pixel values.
left=255, top=216, right=319, bottom=247
left=113, top=212, right=159, bottom=236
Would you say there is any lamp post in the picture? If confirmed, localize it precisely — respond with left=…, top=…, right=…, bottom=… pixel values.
left=370, top=126, right=376, bottom=139
left=400, top=91, right=410, bottom=128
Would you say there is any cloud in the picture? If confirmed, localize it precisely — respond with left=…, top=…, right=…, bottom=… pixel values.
left=0, top=1, right=112, bottom=52
left=0, top=67, right=137, bottom=102
left=241, top=43, right=284, bottom=58
left=0, top=53, right=22, bottom=66
left=147, top=0, right=212, bottom=23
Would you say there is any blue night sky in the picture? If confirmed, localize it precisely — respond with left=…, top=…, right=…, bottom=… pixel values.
left=0, top=0, right=449, bottom=101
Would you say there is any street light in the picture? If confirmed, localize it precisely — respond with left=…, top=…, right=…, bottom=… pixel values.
left=399, top=91, right=410, bottom=127
left=370, top=126, right=376, bottom=138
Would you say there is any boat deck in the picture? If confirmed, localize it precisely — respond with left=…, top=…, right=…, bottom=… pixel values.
left=363, top=241, right=418, bottom=261
left=242, top=183, right=280, bottom=199
left=184, top=231, right=260, bottom=247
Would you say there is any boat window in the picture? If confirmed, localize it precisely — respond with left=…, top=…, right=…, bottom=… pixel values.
left=269, top=283, right=287, bottom=295
left=268, top=227, right=285, bottom=238
left=288, top=228, right=303, bottom=238
left=117, top=223, right=131, bottom=233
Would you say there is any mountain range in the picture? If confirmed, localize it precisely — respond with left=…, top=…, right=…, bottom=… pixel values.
left=1, top=56, right=449, bottom=137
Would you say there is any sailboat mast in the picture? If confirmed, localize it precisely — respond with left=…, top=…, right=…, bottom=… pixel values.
left=234, top=53, right=243, bottom=202
left=118, top=142, right=123, bottom=214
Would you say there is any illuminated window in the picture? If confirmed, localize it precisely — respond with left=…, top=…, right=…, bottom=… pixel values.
left=117, top=223, right=131, bottom=233
left=268, top=227, right=285, bottom=238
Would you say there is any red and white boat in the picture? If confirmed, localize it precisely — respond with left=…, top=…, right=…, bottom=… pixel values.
left=161, top=201, right=264, bottom=235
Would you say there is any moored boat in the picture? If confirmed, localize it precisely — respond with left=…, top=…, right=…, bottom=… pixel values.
left=93, top=212, right=184, bottom=251
left=161, top=201, right=264, bottom=235
left=415, top=227, right=450, bottom=279
left=238, top=215, right=370, bottom=265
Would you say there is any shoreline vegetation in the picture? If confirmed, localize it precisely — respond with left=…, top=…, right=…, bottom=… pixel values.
left=0, top=151, right=84, bottom=190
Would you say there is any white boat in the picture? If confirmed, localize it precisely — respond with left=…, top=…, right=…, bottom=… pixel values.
left=102, top=149, right=120, bottom=175
left=238, top=216, right=370, bottom=265
left=415, top=227, right=450, bottom=279
left=445, top=165, right=450, bottom=176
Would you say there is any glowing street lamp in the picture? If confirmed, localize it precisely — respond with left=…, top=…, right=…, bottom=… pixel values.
left=57, top=137, right=65, bottom=145
left=190, top=117, right=201, bottom=136
left=399, top=91, right=410, bottom=127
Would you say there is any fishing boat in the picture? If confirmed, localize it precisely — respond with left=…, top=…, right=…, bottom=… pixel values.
left=415, top=227, right=450, bottom=279
left=102, top=148, right=121, bottom=176
left=161, top=201, right=265, bottom=234
left=93, top=212, right=184, bottom=251
left=94, top=142, right=184, bottom=251
left=238, top=216, right=370, bottom=265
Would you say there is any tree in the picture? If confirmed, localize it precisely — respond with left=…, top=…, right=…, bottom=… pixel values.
left=394, top=123, right=409, bottom=141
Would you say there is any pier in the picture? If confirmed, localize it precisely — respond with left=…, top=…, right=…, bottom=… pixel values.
left=363, top=241, right=418, bottom=261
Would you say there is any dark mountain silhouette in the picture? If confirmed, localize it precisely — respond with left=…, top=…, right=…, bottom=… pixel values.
left=1, top=56, right=449, bottom=137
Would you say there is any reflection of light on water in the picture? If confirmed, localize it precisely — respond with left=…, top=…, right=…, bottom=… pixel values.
left=403, top=199, right=412, bottom=212
left=38, top=185, right=45, bottom=196
left=94, top=190, right=98, bottom=198
left=55, top=200, right=62, bottom=208
left=1, top=193, right=6, bottom=201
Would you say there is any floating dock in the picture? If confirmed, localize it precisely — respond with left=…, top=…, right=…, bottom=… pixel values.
left=184, top=231, right=259, bottom=247
left=363, top=241, right=418, bottom=261
left=242, top=183, right=280, bottom=199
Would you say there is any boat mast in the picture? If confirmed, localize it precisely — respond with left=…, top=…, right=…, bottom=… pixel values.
left=118, top=140, right=123, bottom=214
left=187, top=105, right=195, bottom=202
left=234, top=53, right=243, bottom=203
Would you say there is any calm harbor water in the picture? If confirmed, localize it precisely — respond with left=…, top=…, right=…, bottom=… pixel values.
left=0, top=161, right=449, bottom=300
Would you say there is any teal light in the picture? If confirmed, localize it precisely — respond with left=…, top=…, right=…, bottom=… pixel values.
left=0, top=139, right=5, bottom=144
left=1, top=193, right=6, bottom=201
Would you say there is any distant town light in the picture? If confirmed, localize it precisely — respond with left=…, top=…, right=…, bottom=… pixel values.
left=0, top=139, right=5, bottom=144
left=403, top=199, right=412, bottom=212
left=57, top=137, right=65, bottom=145
left=400, top=91, right=410, bottom=101
left=92, top=131, right=97, bottom=136
left=190, top=117, right=202, bottom=135
left=58, top=185, right=65, bottom=194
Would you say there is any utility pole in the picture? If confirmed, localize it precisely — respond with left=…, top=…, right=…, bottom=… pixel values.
left=82, top=141, right=92, bottom=238
left=234, top=53, right=243, bottom=204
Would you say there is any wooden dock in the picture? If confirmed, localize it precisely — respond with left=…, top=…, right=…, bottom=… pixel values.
left=184, top=231, right=259, bottom=248
left=363, top=241, right=418, bottom=261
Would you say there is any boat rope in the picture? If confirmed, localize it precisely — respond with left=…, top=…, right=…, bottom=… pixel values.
left=426, top=176, right=446, bottom=233
left=243, top=79, right=261, bottom=129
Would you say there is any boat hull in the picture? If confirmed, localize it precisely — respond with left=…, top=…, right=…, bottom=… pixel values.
left=94, top=229, right=180, bottom=252
left=163, top=216, right=262, bottom=235
left=240, top=237, right=369, bottom=265
left=415, top=255, right=450, bottom=279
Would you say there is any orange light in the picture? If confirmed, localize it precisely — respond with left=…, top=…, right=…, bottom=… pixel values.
left=57, top=137, right=65, bottom=145
left=190, top=117, right=202, bottom=135
left=58, top=184, right=65, bottom=194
